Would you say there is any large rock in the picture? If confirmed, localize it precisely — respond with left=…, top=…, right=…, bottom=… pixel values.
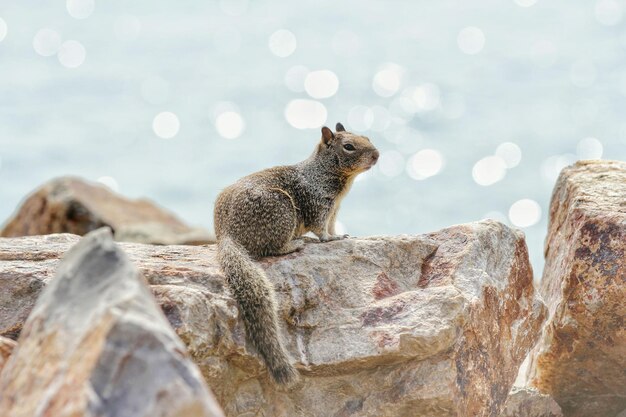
left=0, top=228, right=224, bottom=417
left=0, top=221, right=546, bottom=417
left=500, top=388, right=563, bottom=417
left=526, top=160, right=626, bottom=417
left=1, top=176, right=214, bottom=245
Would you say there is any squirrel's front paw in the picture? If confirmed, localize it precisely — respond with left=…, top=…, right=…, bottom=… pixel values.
left=319, top=233, right=348, bottom=242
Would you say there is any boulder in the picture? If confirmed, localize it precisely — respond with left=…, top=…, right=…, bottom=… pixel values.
left=0, top=228, right=224, bottom=417
left=0, top=336, right=16, bottom=374
left=500, top=387, right=563, bottom=417
left=1, top=176, right=214, bottom=245
left=0, top=220, right=546, bottom=417
left=526, top=160, right=626, bottom=417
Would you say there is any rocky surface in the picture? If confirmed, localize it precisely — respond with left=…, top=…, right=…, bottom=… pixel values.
left=0, top=228, right=224, bottom=417
left=0, top=220, right=546, bottom=417
left=501, top=387, right=563, bottom=417
left=1, top=176, right=214, bottom=245
left=525, top=161, right=626, bottom=417
left=0, top=336, right=16, bottom=374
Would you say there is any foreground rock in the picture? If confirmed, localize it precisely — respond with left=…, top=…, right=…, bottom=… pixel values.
left=0, top=228, right=224, bottom=417
left=0, top=221, right=546, bottom=417
left=1, top=176, right=214, bottom=245
left=525, top=161, right=626, bottom=417
left=501, top=388, right=563, bottom=417
left=0, top=336, right=16, bottom=374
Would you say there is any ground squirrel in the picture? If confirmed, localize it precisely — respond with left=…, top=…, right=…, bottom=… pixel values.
left=214, top=122, right=379, bottom=385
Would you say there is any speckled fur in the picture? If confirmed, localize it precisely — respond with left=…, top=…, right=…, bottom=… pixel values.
left=214, top=123, right=379, bottom=385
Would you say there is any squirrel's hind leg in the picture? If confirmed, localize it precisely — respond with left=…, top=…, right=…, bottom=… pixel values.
left=269, top=239, right=305, bottom=256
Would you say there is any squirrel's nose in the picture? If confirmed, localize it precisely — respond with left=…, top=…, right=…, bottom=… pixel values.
left=371, top=150, right=380, bottom=163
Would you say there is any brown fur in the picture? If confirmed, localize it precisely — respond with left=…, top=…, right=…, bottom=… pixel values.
left=214, top=123, right=379, bottom=384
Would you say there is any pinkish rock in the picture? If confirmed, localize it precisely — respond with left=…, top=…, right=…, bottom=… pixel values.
left=526, top=160, right=626, bottom=417
left=0, top=220, right=546, bottom=416
left=1, top=176, right=213, bottom=245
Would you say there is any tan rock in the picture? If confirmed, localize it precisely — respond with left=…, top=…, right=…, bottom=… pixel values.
left=1, top=176, right=214, bottom=245
left=0, top=228, right=224, bottom=417
left=0, top=221, right=546, bottom=417
left=500, top=387, right=563, bottom=417
left=526, top=160, right=626, bottom=417
left=0, top=336, right=16, bottom=374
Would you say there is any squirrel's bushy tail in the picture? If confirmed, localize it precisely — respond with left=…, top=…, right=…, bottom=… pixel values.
left=217, top=235, right=299, bottom=385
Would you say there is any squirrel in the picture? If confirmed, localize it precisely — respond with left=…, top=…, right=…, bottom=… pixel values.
left=214, top=122, right=379, bottom=385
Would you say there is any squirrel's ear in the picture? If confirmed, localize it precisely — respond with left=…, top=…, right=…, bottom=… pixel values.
left=336, top=122, right=346, bottom=132
left=321, top=126, right=335, bottom=146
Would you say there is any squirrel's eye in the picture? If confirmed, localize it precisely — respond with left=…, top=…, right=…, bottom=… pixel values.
left=343, top=144, right=355, bottom=151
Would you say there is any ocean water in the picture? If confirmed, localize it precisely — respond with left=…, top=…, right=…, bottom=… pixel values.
left=1, top=0, right=625, bottom=277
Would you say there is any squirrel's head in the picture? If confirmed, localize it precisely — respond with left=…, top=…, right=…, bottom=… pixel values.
left=318, top=123, right=379, bottom=176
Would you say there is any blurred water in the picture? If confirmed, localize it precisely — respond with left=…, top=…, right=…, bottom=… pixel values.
left=1, top=0, right=625, bottom=277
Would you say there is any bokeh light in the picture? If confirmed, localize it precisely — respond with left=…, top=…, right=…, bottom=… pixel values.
left=406, top=149, right=444, bottom=180
left=457, top=26, right=485, bottom=55
left=483, top=210, right=508, bottom=224
left=152, top=112, right=180, bottom=139
left=33, top=28, right=62, bottom=57
left=269, top=29, right=296, bottom=58
left=347, top=105, right=373, bottom=132
left=284, top=65, right=309, bottom=92
left=541, top=154, right=577, bottom=182
left=66, top=0, right=95, bottom=19
left=595, top=0, right=623, bottom=26
left=378, top=151, right=405, bottom=177
left=576, top=137, right=603, bottom=159
left=369, top=106, right=391, bottom=132
left=285, top=99, right=327, bottom=129
left=495, top=142, right=522, bottom=168
left=529, top=40, right=558, bottom=68
left=304, top=70, right=339, bottom=99
left=215, top=111, right=245, bottom=139
left=0, top=18, right=7, bottom=42
left=508, top=199, right=542, bottom=228
left=472, top=156, right=507, bottom=186
left=114, top=15, right=141, bottom=41
left=97, top=176, right=119, bottom=192
left=57, top=40, right=86, bottom=68
left=372, top=64, right=404, bottom=97
left=412, top=83, right=441, bottom=112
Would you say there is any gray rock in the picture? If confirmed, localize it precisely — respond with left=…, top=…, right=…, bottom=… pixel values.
left=0, top=228, right=224, bottom=417
left=500, top=387, right=563, bottom=417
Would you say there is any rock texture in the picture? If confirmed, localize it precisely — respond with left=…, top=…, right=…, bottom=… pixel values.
left=0, top=221, right=546, bottom=417
left=0, top=336, right=16, bottom=374
left=525, top=160, right=626, bottom=417
left=501, top=388, right=563, bottom=417
left=0, top=228, right=224, bottom=417
left=1, top=176, right=214, bottom=245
